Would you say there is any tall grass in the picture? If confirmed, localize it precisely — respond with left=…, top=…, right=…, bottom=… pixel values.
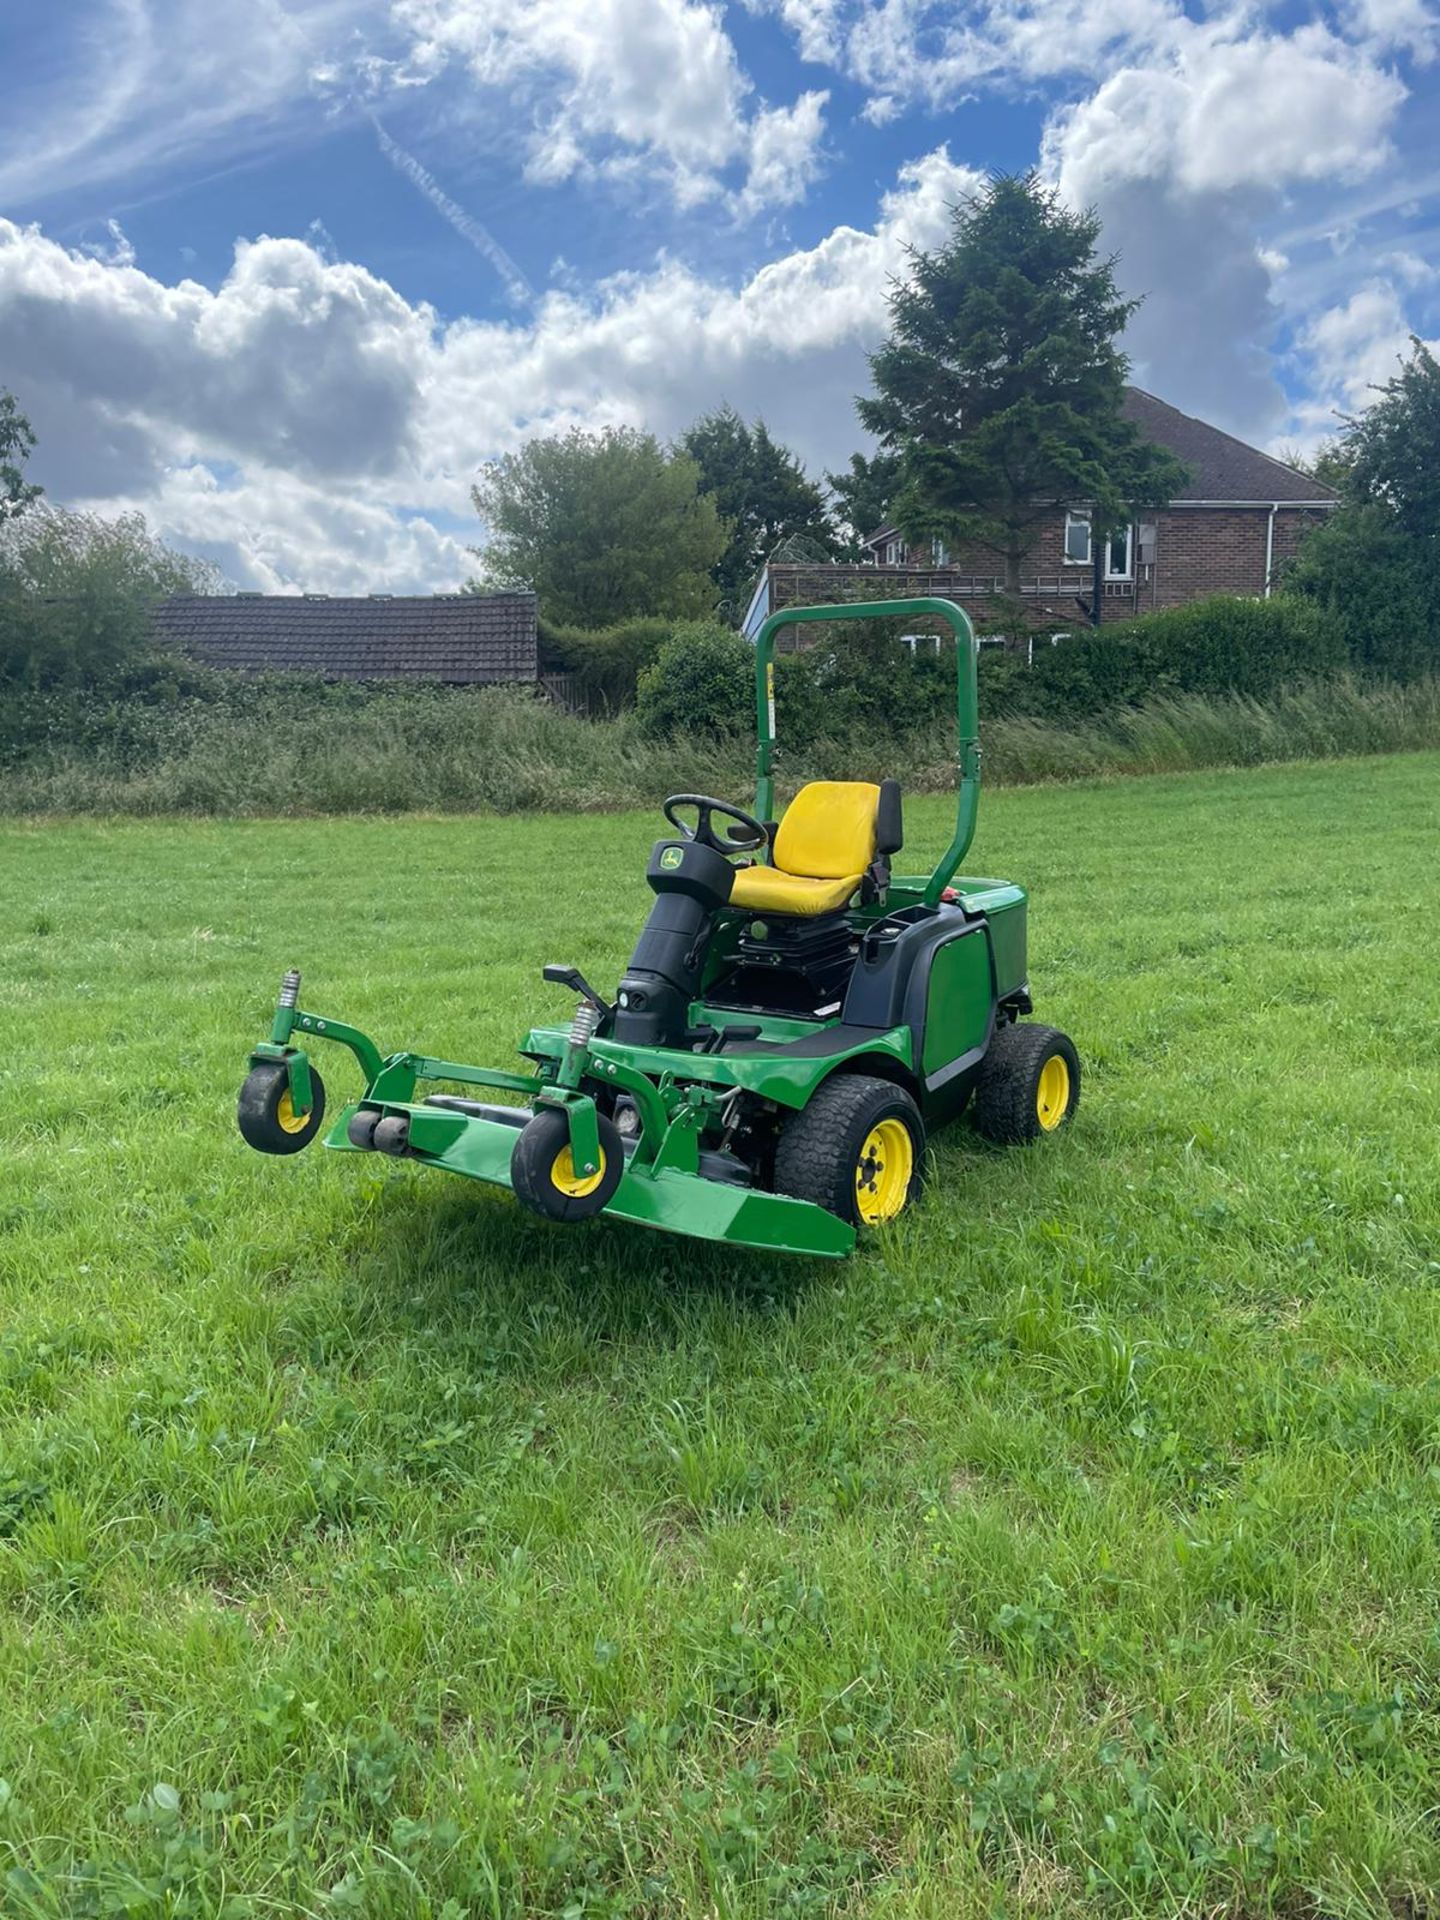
left=3, top=673, right=1439, bottom=815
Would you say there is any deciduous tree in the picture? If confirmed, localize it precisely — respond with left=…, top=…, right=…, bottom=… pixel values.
left=824, top=450, right=902, bottom=556
left=471, top=427, right=727, bottom=628
left=681, top=406, right=839, bottom=601
left=0, top=390, right=42, bottom=522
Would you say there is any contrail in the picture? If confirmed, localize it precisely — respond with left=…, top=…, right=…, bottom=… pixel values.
left=371, top=116, right=534, bottom=305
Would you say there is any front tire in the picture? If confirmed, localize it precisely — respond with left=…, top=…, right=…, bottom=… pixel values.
left=237, top=1062, right=327, bottom=1155
left=511, top=1105, right=624, bottom=1222
left=773, top=1074, right=925, bottom=1229
left=970, top=1022, right=1079, bottom=1145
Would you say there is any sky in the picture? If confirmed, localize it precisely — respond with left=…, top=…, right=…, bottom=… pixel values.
left=0, top=0, right=1436, bottom=593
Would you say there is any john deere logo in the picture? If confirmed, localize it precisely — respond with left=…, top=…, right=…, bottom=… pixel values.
left=660, top=846, right=684, bottom=870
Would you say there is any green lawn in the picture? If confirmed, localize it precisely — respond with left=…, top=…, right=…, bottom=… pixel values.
left=3, top=754, right=1439, bottom=1918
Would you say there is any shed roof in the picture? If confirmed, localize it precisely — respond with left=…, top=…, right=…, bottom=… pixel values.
left=152, top=592, right=538, bottom=683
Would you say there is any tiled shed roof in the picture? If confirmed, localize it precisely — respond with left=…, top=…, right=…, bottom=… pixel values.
left=152, top=592, right=539, bottom=683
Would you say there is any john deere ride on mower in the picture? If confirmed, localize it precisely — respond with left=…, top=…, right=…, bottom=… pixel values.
left=238, top=597, right=1078, bottom=1258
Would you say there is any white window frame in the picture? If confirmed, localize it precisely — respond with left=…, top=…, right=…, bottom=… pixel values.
left=930, top=536, right=950, bottom=566
left=1063, top=510, right=1091, bottom=567
left=1105, top=523, right=1134, bottom=581
left=883, top=536, right=906, bottom=566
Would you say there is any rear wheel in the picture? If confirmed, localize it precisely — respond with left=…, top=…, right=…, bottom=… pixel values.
left=773, top=1074, right=925, bottom=1229
left=237, top=1062, right=327, bottom=1155
left=971, top=1022, right=1079, bottom=1145
left=511, top=1104, right=624, bottom=1222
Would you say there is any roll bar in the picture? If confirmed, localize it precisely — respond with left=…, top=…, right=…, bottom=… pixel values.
left=750, top=597, right=980, bottom=909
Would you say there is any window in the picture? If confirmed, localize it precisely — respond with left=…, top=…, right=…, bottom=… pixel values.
left=882, top=536, right=906, bottom=565
left=1105, top=525, right=1133, bottom=580
left=930, top=536, right=950, bottom=566
left=1063, top=510, right=1091, bottom=566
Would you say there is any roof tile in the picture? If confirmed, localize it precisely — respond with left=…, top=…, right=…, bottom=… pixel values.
left=152, top=593, right=539, bottom=683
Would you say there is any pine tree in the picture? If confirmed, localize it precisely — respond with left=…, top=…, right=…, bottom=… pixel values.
left=858, top=174, right=1186, bottom=602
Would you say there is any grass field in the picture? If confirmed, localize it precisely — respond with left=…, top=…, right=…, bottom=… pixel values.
left=3, top=753, right=1439, bottom=1918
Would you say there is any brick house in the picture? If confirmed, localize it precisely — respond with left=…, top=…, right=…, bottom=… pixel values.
left=744, top=388, right=1338, bottom=641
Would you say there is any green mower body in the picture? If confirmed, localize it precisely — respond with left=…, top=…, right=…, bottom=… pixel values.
left=239, top=599, right=1078, bottom=1259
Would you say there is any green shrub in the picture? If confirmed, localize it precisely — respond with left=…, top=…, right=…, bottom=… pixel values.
left=636, top=622, right=753, bottom=738
left=1282, top=505, right=1440, bottom=682
left=537, top=615, right=674, bottom=708
left=1025, top=594, right=1348, bottom=718
left=6, top=668, right=1438, bottom=816
left=773, top=620, right=957, bottom=744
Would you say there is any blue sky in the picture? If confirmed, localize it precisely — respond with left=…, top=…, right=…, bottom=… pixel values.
left=0, top=0, right=1436, bottom=590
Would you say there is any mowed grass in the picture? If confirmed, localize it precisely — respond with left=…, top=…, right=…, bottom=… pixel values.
left=2, top=753, right=1439, bottom=1919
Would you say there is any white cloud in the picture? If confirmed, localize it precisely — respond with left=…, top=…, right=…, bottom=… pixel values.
left=1299, top=281, right=1431, bottom=410
left=1274, top=276, right=1439, bottom=457
left=386, top=0, right=826, bottom=212
left=738, top=91, right=830, bottom=216
left=79, top=219, right=137, bottom=268
left=1046, top=20, right=1405, bottom=201
left=0, top=150, right=977, bottom=589
left=1342, top=0, right=1439, bottom=61
left=0, top=0, right=388, bottom=209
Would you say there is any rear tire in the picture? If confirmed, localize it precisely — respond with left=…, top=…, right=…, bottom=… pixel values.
left=971, top=1022, right=1079, bottom=1145
left=773, top=1074, right=925, bottom=1229
left=511, top=1105, right=624, bottom=1222
left=237, top=1062, right=326, bottom=1156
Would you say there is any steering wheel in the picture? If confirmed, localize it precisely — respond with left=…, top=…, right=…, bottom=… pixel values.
left=663, top=793, right=769, bottom=857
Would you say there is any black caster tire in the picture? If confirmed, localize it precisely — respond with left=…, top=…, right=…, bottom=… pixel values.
left=971, top=1022, right=1080, bottom=1145
left=511, top=1105, right=623, bottom=1222
left=773, top=1074, right=925, bottom=1229
left=238, top=1062, right=326, bottom=1156
left=347, top=1108, right=381, bottom=1150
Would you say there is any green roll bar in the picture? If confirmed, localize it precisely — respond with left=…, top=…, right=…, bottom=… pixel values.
left=750, top=596, right=979, bottom=910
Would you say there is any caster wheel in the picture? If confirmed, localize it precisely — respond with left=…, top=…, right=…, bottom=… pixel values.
left=511, top=1106, right=623, bottom=1221
left=238, top=1062, right=326, bottom=1156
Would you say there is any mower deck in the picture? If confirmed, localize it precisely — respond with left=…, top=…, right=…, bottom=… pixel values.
left=325, top=1096, right=856, bottom=1257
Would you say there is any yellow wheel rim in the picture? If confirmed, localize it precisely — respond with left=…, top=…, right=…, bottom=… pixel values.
left=276, top=1089, right=310, bottom=1134
left=551, top=1144, right=606, bottom=1199
left=855, top=1118, right=914, bottom=1225
left=1036, top=1054, right=1071, bottom=1131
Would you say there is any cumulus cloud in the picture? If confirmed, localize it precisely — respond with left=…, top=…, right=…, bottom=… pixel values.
left=0, top=150, right=976, bottom=589
left=1046, top=21, right=1404, bottom=201
left=1034, top=15, right=1410, bottom=439
left=386, top=0, right=827, bottom=211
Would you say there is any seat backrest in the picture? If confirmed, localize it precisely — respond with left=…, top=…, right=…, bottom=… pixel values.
left=774, top=781, right=880, bottom=879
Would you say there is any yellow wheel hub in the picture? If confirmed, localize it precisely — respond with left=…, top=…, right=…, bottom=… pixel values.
left=276, top=1089, right=310, bottom=1134
left=551, top=1145, right=606, bottom=1199
left=855, top=1118, right=913, bottom=1225
left=1036, top=1054, right=1071, bottom=1131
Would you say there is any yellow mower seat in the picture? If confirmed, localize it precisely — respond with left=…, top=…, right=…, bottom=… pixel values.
left=730, top=781, right=880, bottom=918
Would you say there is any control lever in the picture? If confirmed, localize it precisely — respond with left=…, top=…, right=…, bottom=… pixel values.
left=542, top=963, right=613, bottom=1021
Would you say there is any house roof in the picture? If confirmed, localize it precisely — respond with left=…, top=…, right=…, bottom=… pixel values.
left=152, top=592, right=539, bottom=683
left=1120, top=388, right=1338, bottom=503
left=861, top=386, right=1338, bottom=543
